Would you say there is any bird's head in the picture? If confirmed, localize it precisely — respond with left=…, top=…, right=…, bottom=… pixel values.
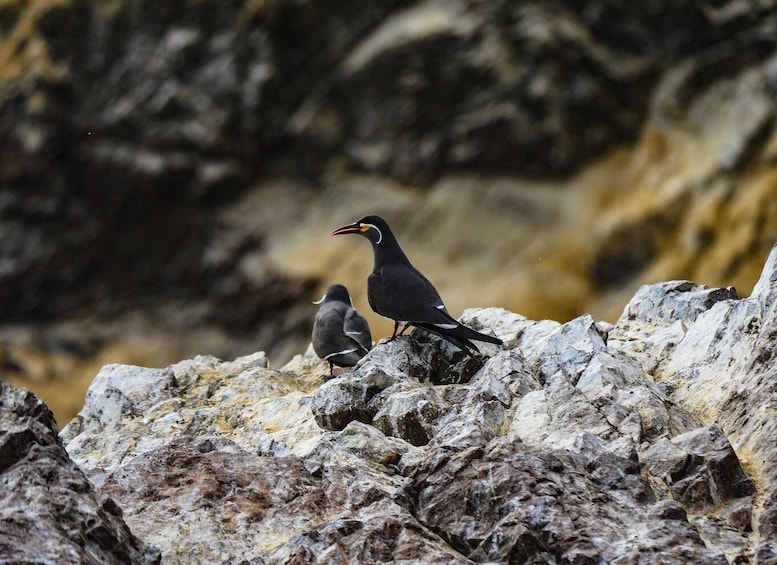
left=331, top=215, right=388, bottom=246
left=313, top=283, right=352, bottom=305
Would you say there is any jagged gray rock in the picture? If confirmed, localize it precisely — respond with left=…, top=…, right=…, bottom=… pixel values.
left=43, top=243, right=777, bottom=563
left=643, top=425, right=755, bottom=510
left=0, top=380, right=159, bottom=564
left=610, top=243, right=777, bottom=560
left=405, top=439, right=727, bottom=564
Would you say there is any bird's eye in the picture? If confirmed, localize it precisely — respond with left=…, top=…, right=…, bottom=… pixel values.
left=359, top=224, right=370, bottom=233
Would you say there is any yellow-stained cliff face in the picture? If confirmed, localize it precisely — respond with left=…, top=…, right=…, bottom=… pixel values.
left=1, top=0, right=776, bottom=424
left=266, top=65, right=777, bottom=335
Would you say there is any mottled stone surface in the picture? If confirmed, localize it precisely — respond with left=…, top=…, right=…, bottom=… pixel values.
left=643, top=425, right=755, bottom=510
left=42, top=244, right=777, bottom=563
left=406, top=440, right=726, bottom=564
left=0, top=380, right=159, bottom=564
left=612, top=243, right=777, bottom=559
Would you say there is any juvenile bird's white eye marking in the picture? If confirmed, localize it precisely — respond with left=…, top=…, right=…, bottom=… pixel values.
left=345, top=331, right=362, bottom=335
left=435, top=304, right=445, bottom=310
left=312, top=294, right=327, bottom=304
left=434, top=323, right=458, bottom=330
left=324, top=348, right=357, bottom=360
left=360, top=223, right=383, bottom=244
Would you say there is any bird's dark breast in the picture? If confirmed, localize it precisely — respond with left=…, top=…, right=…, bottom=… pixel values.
left=368, top=271, right=410, bottom=321
left=368, top=264, right=447, bottom=323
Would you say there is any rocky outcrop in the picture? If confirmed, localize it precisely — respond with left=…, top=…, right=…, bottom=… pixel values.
left=611, top=246, right=777, bottom=547
left=2, top=0, right=777, bottom=428
left=39, top=244, right=777, bottom=563
left=0, top=380, right=159, bottom=563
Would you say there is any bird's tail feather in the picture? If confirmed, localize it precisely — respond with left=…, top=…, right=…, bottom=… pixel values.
left=452, top=324, right=502, bottom=346
left=415, top=322, right=502, bottom=353
left=428, top=312, right=502, bottom=348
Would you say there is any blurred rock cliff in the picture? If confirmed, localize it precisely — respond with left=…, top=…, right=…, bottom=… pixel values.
left=1, top=0, right=776, bottom=424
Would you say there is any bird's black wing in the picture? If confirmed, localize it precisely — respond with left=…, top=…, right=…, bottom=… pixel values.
left=368, top=263, right=453, bottom=324
left=369, top=263, right=502, bottom=350
left=313, top=303, right=368, bottom=365
left=343, top=308, right=372, bottom=353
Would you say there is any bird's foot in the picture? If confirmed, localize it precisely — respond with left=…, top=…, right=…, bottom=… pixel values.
left=378, top=335, right=401, bottom=345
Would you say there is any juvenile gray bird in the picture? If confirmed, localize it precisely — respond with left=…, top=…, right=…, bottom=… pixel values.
left=331, top=215, right=502, bottom=354
left=312, top=284, right=372, bottom=375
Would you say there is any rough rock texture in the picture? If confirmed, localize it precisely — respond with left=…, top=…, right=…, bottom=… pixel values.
left=2, top=0, right=777, bottom=427
left=610, top=242, right=777, bottom=558
left=48, top=244, right=777, bottom=563
left=0, top=380, right=159, bottom=564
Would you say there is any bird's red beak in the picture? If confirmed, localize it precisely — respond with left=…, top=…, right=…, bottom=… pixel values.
left=331, top=221, right=364, bottom=236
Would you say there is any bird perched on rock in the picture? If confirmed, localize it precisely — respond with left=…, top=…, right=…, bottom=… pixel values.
left=312, top=284, right=372, bottom=375
left=331, top=215, right=502, bottom=354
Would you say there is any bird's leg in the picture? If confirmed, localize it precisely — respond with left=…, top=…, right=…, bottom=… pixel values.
left=328, top=361, right=335, bottom=377
left=385, top=321, right=401, bottom=342
left=384, top=322, right=411, bottom=344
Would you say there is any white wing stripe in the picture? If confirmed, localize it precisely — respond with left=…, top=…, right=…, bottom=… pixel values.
left=324, top=348, right=357, bottom=360
left=433, top=323, right=458, bottom=330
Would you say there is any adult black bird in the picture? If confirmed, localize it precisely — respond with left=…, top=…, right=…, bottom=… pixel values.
left=331, top=215, right=502, bottom=354
left=312, top=284, right=372, bottom=375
